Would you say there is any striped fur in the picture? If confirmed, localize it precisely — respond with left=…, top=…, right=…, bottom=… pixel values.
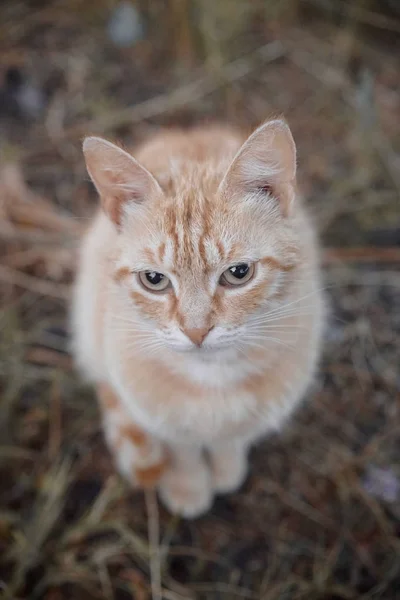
left=72, top=120, right=324, bottom=517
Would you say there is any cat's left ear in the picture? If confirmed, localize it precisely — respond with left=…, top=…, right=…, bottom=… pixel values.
left=219, top=119, right=296, bottom=216
left=83, top=136, right=162, bottom=227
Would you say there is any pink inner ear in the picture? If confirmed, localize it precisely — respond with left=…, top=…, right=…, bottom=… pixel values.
left=83, top=136, right=163, bottom=226
left=103, top=191, right=127, bottom=227
left=219, top=120, right=297, bottom=216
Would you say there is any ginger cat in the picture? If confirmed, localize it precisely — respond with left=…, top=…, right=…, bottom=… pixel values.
left=72, top=120, right=324, bottom=518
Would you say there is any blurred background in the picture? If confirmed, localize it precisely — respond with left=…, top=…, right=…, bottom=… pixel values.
left=0, top=1, right=399, bottom=599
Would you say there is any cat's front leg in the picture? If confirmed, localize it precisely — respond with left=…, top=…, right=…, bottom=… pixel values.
left=158, top=445, right=213, bottom=519
left=209, top=439, right=250, bottom=494
left=97, top=383, right=167, bottom=488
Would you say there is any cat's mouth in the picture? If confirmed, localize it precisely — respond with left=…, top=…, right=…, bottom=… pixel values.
left=167, top=340, right=236, bottom=356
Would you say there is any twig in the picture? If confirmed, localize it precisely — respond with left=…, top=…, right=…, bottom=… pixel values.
left=323, top=247, right=400, bottom=264
left=0, top=162, right=82, bottom=235
left=4, top=248, right=51, bottom=270
left=0, top=265, right=70, bottom=300
left=45, top=41, right=286, bottom=141
left=48, top=378, right=62, bottom=461
left=26, top=347, right=72, bottom=371
left=145, top=489, right=162, bottom=600
left=374, top=132, right=400, bottom=198
left=189, top=582, right=256, bottom=598
left=0, top=225, right=78, bottom=245
left=7, top=200, right=82, bottom=235
left=303, top=0, right=400, bottom=34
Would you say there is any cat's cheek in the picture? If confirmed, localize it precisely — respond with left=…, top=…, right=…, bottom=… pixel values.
left=216, top=279, right=273, bottom=326
left=129, top=289, right=168, bottom=324
left=261, top=271, right=284, bottom=301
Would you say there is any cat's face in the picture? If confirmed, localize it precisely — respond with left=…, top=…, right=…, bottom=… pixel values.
left=84, top=121, right=299, bottom=355
left=113, top=191, right=299, bottom=354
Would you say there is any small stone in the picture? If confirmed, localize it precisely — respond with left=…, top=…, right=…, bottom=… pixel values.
left=362, top=466, right=400, bottom=503
left=16, top=82, right=45, bottom=120
left=107, top=1, right=144, bottom=48
left=325, top=322, right=345, bottom=344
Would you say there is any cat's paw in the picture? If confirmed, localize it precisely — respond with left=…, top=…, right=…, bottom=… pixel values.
left=135, top=458, right=169, bottom=488
left=210, top=448, right=248, bottom=494
left=158, top=463, right=213, bottom=518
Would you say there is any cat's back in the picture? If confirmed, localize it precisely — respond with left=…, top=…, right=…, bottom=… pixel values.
left=133, top=125, right=244, bottom=178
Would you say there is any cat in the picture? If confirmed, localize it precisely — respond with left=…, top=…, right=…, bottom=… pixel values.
left=72, top=119, right=324, bottom=518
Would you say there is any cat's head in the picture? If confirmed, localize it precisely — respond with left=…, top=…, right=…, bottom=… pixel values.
left=83, top=120, right=301, bottom=355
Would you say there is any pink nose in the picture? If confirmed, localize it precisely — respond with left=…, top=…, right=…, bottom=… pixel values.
left=181, top=326, right=213, bottom=346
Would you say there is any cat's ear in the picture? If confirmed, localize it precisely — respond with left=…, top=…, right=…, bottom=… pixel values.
left=83, top=136, right=162, bottom=226
left=219, top=119, right=296, bottom=216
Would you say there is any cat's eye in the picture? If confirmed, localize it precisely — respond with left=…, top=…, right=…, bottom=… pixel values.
left=220, top=263, right=255, bottom=287
left=138, top=271, right=171, bottom=292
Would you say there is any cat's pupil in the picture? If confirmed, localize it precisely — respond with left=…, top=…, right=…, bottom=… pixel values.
left=229, top=264, right=249, bottom=279
left=146, top=271, right=164, bottom=285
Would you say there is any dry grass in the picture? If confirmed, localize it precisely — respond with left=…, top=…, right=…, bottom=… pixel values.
left=0, top=1, right=399, bottom=599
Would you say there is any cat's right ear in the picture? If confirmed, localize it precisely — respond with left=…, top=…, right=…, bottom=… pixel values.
left=83, top=137, right=162, bottom=227
left=219, top=119, right=296, bottom=217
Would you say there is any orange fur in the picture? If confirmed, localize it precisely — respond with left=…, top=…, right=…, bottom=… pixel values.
left=98, top=383, right=168, bottom=487
left=136, top=459, right=169, bottom=488
left=72, top=120, right=325, bottom=518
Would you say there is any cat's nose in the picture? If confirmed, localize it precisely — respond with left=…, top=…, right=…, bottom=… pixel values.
left=181, top=326, right=213, bottom=347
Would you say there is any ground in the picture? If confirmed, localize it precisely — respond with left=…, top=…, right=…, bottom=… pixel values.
left=0, top=1, right=399, bottom=599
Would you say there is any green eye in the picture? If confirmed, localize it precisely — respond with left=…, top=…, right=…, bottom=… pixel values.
left=138, top=271, right=170, bottom=292
left=220, top=263, right=255, bottom=287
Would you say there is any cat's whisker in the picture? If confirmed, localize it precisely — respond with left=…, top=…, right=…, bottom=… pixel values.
left=259, top=287, right=326, bottom=316
left=113, top=333, right=161, bottom=344
left=248, top=312, right=314, bottom=327
left=255, top=296, right=320, bottom=314
left=244, top=331, right=303, bottom=341
left=127, top=343, right=165, bottom=358
left=241, top=334, right=296, bottom=351
left=235, top=345, right=249, bottom=359
left=247, top=323, right=306, bottom=330
left=125, top=338, right=164, bottom=349
left=244, top=334, right=301, bottom=344
left=247, top=331, right=304, bottom=337
left=256, top=307, right=314, bottom=323
left=243, top=335, right=301, bottom=345
left=112, top=329, right=157, bottom=337
left=263, top=307, right=316, bottom=320
left=247, top=405, right=281, bottom=424
left=250, top=303, right=318, bottom=319
left=111, top=316, right=146, bottom=326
